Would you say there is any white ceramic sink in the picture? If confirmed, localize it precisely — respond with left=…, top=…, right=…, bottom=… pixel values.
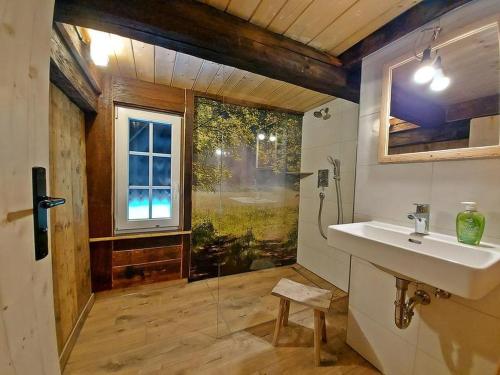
left=328, top=221, right=500, bottom=299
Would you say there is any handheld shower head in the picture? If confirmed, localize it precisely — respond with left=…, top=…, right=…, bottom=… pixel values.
left=327, top=156, right=341, bottom=179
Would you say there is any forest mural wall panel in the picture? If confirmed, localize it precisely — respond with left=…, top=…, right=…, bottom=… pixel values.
left=190, top=98, right=303, bottom=280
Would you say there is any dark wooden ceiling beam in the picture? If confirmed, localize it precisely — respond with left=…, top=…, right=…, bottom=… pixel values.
left=50, top=26, right=99, bottom=113
left=53, top=0, right=360, bottom=102
left=339, top=0, right=474, bottom=69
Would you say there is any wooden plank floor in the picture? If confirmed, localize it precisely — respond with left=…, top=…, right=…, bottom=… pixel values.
left=64, top=265, right=379, bottom=374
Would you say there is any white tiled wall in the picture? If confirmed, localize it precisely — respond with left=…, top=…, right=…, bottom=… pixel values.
left=350, top=0, right=500, bottom=374
left=297, top=99, right=359, bottom=292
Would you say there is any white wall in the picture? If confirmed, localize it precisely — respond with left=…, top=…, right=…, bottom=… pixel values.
left=349, top=0, right=500, bottom=374
left=0, top=0, right=60, bottom=374
left=297, top=98, right=359, bottom=292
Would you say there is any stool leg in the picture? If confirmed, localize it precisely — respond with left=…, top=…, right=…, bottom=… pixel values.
left=273, top=298, right=285, bottom=346
left=313, top=309, right=322, bottom=366
left=282, top=300, right=290, bottom=326
left=320, top=311, right=327, bottom=343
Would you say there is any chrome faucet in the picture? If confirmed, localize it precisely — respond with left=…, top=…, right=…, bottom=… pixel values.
left=408, top=203, right=430, bottom=235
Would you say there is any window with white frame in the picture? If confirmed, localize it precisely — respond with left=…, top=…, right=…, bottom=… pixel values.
left=115, top=106, right=182, bottom=233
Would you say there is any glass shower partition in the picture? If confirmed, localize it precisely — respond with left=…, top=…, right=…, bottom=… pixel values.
left=191, top=97, right=302, bottom=337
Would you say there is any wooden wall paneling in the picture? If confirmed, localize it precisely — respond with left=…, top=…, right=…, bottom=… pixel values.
left=50, top=84, right=79, bottom=353
left=171, top=53, right=204, bottom=89
left=69, top=91, right=92, bottom=313
left=206, top=65, right=235, bottom=95
left=112, top=259, right=182, bottom=288
left=112, top=76, right=185, bottom=113
left=155, top=47, right=177, bottom=85
left=87, top=75, right=193, bottom=290
left=193, top=60, right=221, bottom=93
left=111, top=35, right=137, bottom=78
left=131, top=40, right=155, bottom=82
left=50, top=27, right=99, bottom=113
left=86, top=75, right=113, bottom=238
left=250, top=0, right=288, bottom=28
left=49, top=83, right=93, bottom=370
left=267, top=0, right=315, bottom=35
left=181, top=234, right=191, bottom=279
left=112, top=246, right=182, bottom=266
left=285, top=0, right=357, bottom=45
left=89, top=242, right=113, bottom=291
left=226, top=0, right=261, bottom=20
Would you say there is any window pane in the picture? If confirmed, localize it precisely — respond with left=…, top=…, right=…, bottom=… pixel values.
left=129, top=155, right=149, bottom=186
left=153, top=122, right=172, bottom=154
left=129, top=120, right=149, bottom=152
left=152, top=156, right=171, bottom=186
left=152, top=189, right=171, bottom=218
left=128, top=189, right=150, bottom=220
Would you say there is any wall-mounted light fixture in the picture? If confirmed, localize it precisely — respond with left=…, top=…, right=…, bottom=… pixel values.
left=88, top=29, right=111, bottom=67
left=413, top=26, right=450, bottom=92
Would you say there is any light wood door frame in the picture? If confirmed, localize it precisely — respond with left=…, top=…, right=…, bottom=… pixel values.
left=0, top=0, right=60, bottom=373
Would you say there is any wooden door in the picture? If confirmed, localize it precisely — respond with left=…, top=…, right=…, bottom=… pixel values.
left=0, top=0, right=60, bottom=373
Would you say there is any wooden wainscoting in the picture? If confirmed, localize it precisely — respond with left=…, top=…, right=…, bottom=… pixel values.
left=112, top=245, right=182, bottom=288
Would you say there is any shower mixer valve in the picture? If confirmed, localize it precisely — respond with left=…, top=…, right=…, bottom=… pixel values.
left=318, top=169, right=329, bottom=188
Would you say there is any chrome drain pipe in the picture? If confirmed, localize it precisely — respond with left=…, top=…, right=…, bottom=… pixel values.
left=394, top=277, right=431, bottom=329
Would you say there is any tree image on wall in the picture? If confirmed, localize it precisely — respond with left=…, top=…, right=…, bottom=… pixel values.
left=191, top=97, right=303, bottom=280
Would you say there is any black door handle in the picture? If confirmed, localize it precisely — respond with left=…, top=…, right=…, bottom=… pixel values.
left=38, top=196, right=66, bottom=209
left=32, top=167, right=66, bottom=260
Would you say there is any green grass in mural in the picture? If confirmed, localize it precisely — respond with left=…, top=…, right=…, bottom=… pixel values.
left=193, top=205, right=298, bottom=243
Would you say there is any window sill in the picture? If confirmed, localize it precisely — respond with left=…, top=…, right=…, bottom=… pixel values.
left=89, top=230, right=191, bottom=243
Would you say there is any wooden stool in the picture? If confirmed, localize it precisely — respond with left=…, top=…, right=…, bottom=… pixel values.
left=271, top=278, right=333, bottom=366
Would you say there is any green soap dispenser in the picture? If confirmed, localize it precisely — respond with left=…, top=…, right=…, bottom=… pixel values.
left=456, top=202, right=485, bottom=245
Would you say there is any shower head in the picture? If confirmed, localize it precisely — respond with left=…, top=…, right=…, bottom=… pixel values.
left=313, top=107, right=331, bottom=120
left=327, top=156, right=341, bottom=179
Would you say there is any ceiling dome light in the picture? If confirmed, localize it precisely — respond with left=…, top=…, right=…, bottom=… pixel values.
left=257, top=133, right=266, bottom=140
left=430, top=57, right=450, bottom=92
left=413, top=47, right=435, bottom=84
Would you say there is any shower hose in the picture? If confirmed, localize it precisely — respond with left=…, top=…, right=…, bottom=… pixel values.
left=318, top=179, right=343, bottom=239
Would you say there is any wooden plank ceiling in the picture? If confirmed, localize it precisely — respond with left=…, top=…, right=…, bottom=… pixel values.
left=82, top=0, right=421, bottom=112
left=199, top=0, right=420, bottom=55
left=87, top=28, right=335, bottom=112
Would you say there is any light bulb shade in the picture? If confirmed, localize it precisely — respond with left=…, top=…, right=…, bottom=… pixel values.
left=269, top=135, right=277, bottom=142
left=257, top=133, right=266, bottom=140
left=430, top=69, right=450, bottom=91
left=413, top=47, right=436, bottom=84
left=413, top=64, right=435, bottom=84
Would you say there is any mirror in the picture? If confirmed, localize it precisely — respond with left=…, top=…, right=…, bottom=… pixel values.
left=379, top=21, right=499, bottom=163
